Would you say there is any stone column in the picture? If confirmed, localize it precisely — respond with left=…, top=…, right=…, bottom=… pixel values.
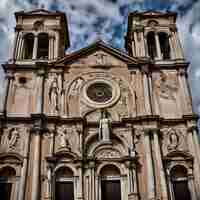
left=33, top=35, right=38, bottom=59
left=187, top=127, right=200, bottom=196
left=31, top=128, right=41, bottom=200
left=155, top=32, right=162, bottom=60
left=141, top=67, right=151, bottom=115
left=188, top=174, right=198, bottom=200
left=34, top=71, right=44, bottom=114
left=12, top=30, right=20, bottom=60
left=152, top=129, right=168, bottom=200
left=89, top=161, right=95, bottom=200
left=16, top=33, right=23, bottom=60
left=0, top=72, right=13, bottom=114
left=168, top=34, right=176, bottom=60
left=192, top=127, right=200, bottom=168
left=126, top=161, right=138, bottom=200
left=77, top=164, right=84, bottom=200
left=144, top=129, right=155, bottom=200
left=174, top=30, right=184, bottom=59
left=18, top=128, right=30, bottom=200
left=55, top=32, right=59, bottom=58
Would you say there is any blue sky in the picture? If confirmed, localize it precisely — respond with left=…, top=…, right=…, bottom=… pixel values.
left=0, top=0, right=200, bottom=115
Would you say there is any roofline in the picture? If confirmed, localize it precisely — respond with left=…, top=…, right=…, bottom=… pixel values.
left=55, top=40, right=140, bottom=65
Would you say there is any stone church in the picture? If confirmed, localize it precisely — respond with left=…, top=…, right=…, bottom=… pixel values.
left=0, top=8, right=199, bottom=200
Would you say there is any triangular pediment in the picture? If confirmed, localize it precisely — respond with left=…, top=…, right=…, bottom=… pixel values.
left=15, top=9, right=63, bottom=16
left=56, top=40, right=139, bottom=67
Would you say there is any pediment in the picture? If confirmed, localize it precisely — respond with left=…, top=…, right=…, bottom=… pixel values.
left=15, top=9, right=61, bottom=16
left=56, top=40, right=139, bottom=67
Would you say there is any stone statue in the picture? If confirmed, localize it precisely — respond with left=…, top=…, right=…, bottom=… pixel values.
left=7, top=128, right=19, bottom=149
left=49, top=77, right=59, bottom=114
left=99, top=109, right=111, bottom=142
left=168, top=130, right=179, bottom=150
left=57, top=127, right=70, bottom=150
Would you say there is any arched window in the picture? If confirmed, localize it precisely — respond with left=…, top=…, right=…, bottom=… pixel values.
left=100, top=165, right=121, bottom=200
left=0, top=167, right=16, bottom=200
left=147, top=32, right=157, bottom=60
left=23, top=33, right=34, bottom=59
left=171, top=166, right=191, bottom=200
left=37, top=33, right=49, bottom=59
left=158, top=32, right=170, bottom=60
left=55, top=167, right=74, bottom=200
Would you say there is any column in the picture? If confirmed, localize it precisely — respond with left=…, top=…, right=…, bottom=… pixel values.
left=180, top=69, right=193, bottom=113
left=33, top=35, right=38, bottom=59
left=144, top=129, right=155, bottom=200
left=12, top=30, right=19, bottom=60
left=89, top=161, right=95, bottom=200
left=141, top=67, right=151, bottom=115
left=77, top=165, right=84, bottom=200
left=35, top=71, right=44, bottom=114
left=16, top=33, right=23, bottom=60
left=127, top=161, right=138, bottom=200
left=147, top=73, right=154, bottom=114
left=18, top=129, right=31, bottom=200
left=55, top=32, right=59, bottom=58
left=187, top=127, right=200, bottom=196
left=31, top=129, right=41, bottom=200
left=152, top=129, right=168, bottom=200
left=192, top=127, right=200, bottom=168
left=155, top=33, right=162, bottom=60
left=0, top=73, right=12, bottom=114
left=168, top=34, right=176, bottom=60
left=178, top=69, right=192, bottom=114
left=174, top=30, right=184, bottom=59
left=188, top=174, right=198, bottom=200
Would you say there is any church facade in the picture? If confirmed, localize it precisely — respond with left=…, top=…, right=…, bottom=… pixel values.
left=0, top=9, right=200, bottom=200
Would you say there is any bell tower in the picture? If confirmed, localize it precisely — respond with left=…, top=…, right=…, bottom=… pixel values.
left=125, top=11, right=185, bottom=61
left=13, top=9, right=70, bottom=63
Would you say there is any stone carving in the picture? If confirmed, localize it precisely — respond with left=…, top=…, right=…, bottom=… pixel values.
left=115, top=78, right=130, bottom=119
left=49, top=77, right=60, bottom=114
left=167, top=130, right=179, bottom=151
left=161, top=127, right=188, bottom=155
left=7, top=128, right=20, bottom=149
left=96, top=149, right=120, bottom=159
left=154, top=72, right=178, bottom=100
left=99, top=109, right=111, bottom=142
left=94, top=52, right=108, bottom=65
left=57, top=126, right=70, bottom=150
left=0, top=127, right=27, bottom=153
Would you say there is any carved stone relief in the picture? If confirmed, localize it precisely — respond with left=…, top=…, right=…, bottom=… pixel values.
left=96, top=148, right=121, bottom=159
left=0, top=126, right=27, bottom=154
left=153, top=71, right=181, bottom=118
left=55, top=125, right=80, bottom=155
left=161, top=127, right=188, bottom=155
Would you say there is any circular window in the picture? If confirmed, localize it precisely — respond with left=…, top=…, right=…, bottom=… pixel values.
left=86, top=83, right=112, bottom=103
left=82, top=78, right=120, bottom=108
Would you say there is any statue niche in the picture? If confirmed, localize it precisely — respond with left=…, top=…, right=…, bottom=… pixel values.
left=68, top=77, right=85, bottom=116
left=46, top=73, right=62, bottom=115
left=99, top=109, right=111, bottom=142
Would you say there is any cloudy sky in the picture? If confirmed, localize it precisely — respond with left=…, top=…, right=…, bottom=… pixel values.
left=0, top=0, right=200, bottom=114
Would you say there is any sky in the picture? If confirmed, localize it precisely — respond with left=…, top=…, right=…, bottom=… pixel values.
left=0, top=0, right=200, bottom=115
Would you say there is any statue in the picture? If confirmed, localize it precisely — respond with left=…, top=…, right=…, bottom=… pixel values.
left=99, top=109, right=111, bottom=142
left=57, top=127, right=70, bottom=150
left=49, top=77, right=60, bottom=115
left=7, top=128, right=19, bottom=149
left=168, top=130, right=179, bottom=150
